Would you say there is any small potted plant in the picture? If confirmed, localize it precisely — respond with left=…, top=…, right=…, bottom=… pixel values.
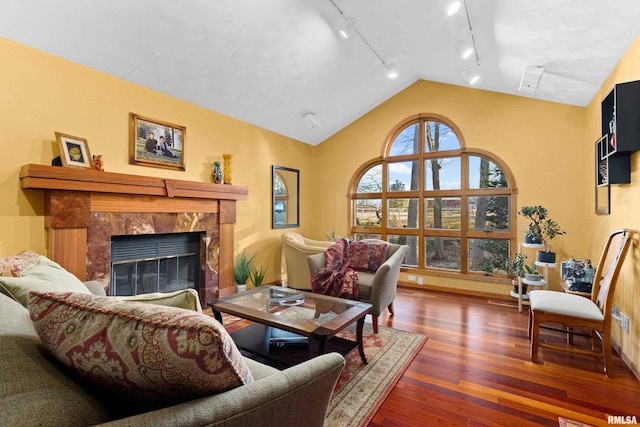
left=250, top=264, right=268, bottom=287
left=524, top=263, right=541, bottom=282
left=537, top=218, right=565, bottom=264
left=233, top=251, right=256, bottom=293
left=517, top=205, right=545, bottom=244
left=505, top=252, right=527, bottom=294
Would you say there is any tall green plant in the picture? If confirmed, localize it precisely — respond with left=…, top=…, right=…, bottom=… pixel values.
left=233, top=251, right=256, bottom=285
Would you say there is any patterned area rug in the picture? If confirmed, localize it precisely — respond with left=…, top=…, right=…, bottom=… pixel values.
left=325, top=324, right=427, bottom=427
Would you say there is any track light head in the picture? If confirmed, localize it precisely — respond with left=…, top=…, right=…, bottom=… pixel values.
left=463, top=67, right=480, bottom=85
left=339, top=17, right=357, bottom=39
left=446, top=0, right=462, bottom=16
left=386, top=62, right=398, bottom=79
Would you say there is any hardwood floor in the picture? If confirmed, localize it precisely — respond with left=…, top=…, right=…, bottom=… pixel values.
left=368, top=287, right=640, bottom=427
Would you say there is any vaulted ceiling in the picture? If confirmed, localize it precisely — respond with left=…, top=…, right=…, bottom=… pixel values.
left=2, top=0, right=639, bottom=145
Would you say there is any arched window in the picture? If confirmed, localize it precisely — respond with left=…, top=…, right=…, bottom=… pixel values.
left=349, top=114, right=517, bottom=279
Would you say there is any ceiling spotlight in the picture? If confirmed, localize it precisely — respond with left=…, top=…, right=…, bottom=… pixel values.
left=386, top=62, right=398, bottom=79
left=446, top=0, right=462, bottom=16
left=303, top=113, right=321, bottom=131
left=339, top=17, right=357, bottom=39
left=463, top=67, right=480, bottom=85
left=454, top=39, right=474, bottom=60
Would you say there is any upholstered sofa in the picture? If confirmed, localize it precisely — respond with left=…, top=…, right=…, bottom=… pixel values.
left=0, top=252, right=344, bottom=427
left=308, top=240, right=409, bottom=334
left=281, top=232, right=333, bottom=290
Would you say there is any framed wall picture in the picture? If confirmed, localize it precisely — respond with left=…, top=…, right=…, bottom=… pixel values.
left=129, top=113, right=186, bottom=171
left=55, top=132, right=92, bottom=168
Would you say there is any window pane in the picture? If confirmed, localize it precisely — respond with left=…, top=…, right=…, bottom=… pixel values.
left=388, top=161, right=418, bottom=191
left=468, top=196, right=510, bottom=230
left=389, top=123, right=419, bottom=156
left=468, top=238, right=510, bottom=274
left=425, top=157, right=460, bottom=190
left=425, top=237, right=460, bottom=270
left=388, top=235, right=417, bottom=266
left=354, top=199, right=381, bottom=227
left=357, top=164, right=382, bottom=193
left=355, top=233, right=382, bottom=240
left=425, top=197, right=461, bottom=229
left=387, top=198, right=419, bottom=228
left=468, top=156, right=508, bottom=189
left=424, top=121, right=460, bottom=152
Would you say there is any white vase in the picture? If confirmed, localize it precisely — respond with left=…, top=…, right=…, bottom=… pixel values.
left=235, top=284, right=247, bottom=293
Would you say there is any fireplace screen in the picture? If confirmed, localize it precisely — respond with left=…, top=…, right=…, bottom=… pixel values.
left=110, top=232, right=200, bottom=297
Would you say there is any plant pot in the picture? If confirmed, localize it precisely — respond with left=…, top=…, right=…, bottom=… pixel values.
left=512, top=279, right=528, bottom=295
left=525, top=273, right=542, bottom=282
left=235, top=283, right=247, bottom=293
left=536, top=251, right=556, bottom=264
left=524, top=233, right=542, bottom=245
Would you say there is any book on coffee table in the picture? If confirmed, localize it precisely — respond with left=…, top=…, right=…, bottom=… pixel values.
left=266, top=326, right=309, bottom=349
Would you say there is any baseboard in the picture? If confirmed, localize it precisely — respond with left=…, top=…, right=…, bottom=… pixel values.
left=612, top=340, right=640, bottom=381
left=398, top=282, right=511, bottom=301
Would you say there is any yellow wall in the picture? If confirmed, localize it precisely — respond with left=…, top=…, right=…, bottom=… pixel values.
left=584, top=34, right=640, bottom=373
left=0, top=37, right=315, bottom=284
left=313, top=80, right=586, bottom=295
left=3, top=32, right=639, bottom=373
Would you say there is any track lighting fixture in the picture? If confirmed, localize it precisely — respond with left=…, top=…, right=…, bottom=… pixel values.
left=339, top=17, right=357, bottom=39
left=446, top=0, right=462, bottom=16
left=329, top=0, right=398, bottom=79
left=463, top=67, right=480, bottom=85
left=386, top=62, right=398, bottom=79
left=448, top=0, right=480, bottom=86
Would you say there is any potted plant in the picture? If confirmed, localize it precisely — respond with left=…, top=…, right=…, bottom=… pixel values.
left=505, top=252, right=527, bottom=294
left=537, top=218, right=565, bottom=264
left=250, top=264, right=268, bottom=287
left=517, top=205, right=546, bottom=244
left=233, top=251, right=256, bottom=293
left=524, top=263, right=541, bottom=282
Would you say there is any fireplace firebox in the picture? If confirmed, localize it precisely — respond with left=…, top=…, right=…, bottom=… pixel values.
left=110, top=232, right=201, bottom=296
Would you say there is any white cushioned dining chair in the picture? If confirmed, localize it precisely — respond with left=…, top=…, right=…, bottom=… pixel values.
left=528, top=228, right=634, bottom=376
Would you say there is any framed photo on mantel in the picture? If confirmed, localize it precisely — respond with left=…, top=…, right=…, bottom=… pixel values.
left=129, top=113, right=186, bottom=171
left=55, top=132, right=92, bottom=168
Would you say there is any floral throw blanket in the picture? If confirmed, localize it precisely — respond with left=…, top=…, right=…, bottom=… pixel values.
left=311, top=239, right=389, bottom=300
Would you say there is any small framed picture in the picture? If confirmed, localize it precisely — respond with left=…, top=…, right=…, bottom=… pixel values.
left=129, top=113, right=186, bottom=171
left=55, top=132, right=92, bottom=168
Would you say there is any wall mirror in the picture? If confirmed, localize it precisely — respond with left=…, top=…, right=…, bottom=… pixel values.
left=272, top=165, right=299, bottom=228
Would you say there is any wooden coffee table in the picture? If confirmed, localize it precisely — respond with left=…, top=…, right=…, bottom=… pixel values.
left=208, top=286, right=372, bottom=369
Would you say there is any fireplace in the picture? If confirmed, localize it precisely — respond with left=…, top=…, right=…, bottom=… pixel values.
left=110, top=232, right=201, bottom=296
left=19, top=164, right=248, bottom=304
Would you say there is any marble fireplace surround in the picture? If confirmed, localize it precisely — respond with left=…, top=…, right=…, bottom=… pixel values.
left=20, top=164, right=248, bottom=304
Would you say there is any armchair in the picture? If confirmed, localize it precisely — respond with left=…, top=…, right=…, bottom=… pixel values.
left=281, top=232, right=333, bottom=290
left=308, top=240, right=409, bottom=333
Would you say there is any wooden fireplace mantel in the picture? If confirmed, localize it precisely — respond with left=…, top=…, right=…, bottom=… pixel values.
left=20, top=163, right=248, bottom=201
left=20, top=164, right=248, bottom=299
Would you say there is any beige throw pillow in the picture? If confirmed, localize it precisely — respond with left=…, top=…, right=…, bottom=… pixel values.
left=0, top=255, right=90, bottom=307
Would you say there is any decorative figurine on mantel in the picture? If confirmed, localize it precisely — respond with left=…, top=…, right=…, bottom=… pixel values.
left=212, top=161, right=223, bottom=184
left=91, top=155, right=104, bottom=171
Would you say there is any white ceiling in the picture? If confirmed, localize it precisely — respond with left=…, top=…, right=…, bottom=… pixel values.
left=2, top=0, right=639, bottom=145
